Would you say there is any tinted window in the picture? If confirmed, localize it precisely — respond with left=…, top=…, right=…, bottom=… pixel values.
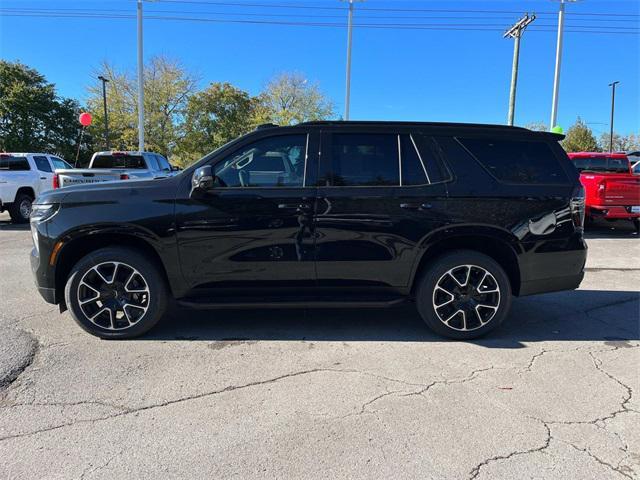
left=92, top=154, right=146, bottom=169
left=325, top=133, right=398, bottom=186
left=0, top=155, right=30, bottom=171
left=34, top=156, right=52, bottom=173
left=155, top=154, right=172, bottom=171
left=214, top=134, right=306, bottom=187
left=458, top=138, right=567, bottom=184
left=400, top=135, right=428, bottom=185
left=412, top=134, right=451, bottom=184
left=50, top=157, right=72, bottom=169
left=146, top=154, right=159, bottom=171
left=572, top=156, right=629, bottom=173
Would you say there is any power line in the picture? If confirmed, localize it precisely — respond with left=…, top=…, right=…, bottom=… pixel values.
left=1, top=11, right=638, bottom=34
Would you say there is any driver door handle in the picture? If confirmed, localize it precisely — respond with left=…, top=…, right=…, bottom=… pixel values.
left=400, top=203, right=433, bottom=210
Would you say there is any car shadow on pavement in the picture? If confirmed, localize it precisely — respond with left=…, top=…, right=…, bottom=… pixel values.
left=0, top=220, right=29, bottom=231
left=585, top=219, right=638, bottom=239
left=146, top=289, right=639, bottom=348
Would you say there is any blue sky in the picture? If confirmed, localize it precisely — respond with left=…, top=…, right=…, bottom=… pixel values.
left=1, top=0, right=638, bottom=136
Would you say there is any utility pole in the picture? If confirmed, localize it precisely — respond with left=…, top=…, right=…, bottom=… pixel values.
left=342, top=0, right=362, bottom=121
left=504, top=13, right=536, bottom=126
left=550, top=0, right=577, bottom=131
left=137, top=0, right=145, bottom=151
left=97, top=76, right=110, bottom=150
left=609, top=81, right=620, bottom=152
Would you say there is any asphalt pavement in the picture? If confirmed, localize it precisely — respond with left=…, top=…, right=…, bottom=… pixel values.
left=0, top=212, right=638, bottom=479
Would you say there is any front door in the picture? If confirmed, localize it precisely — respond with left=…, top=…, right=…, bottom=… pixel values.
left=314, top=130, right=449, bottom=289
left=176, top=132, right=318, bottom=292
left=32, top=155, right=54, bottom=194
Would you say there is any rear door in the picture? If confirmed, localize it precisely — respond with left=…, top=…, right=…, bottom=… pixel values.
left=32, top=155, right=54, bottom=194
left=176, top=130, right=319, bottom=291
left=314, top=128, right=449, bottom=289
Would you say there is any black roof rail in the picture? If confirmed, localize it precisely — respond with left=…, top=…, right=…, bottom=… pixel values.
left=255, top=123, right=279, bottom=130
left=296, top=120, right=530, bottom=131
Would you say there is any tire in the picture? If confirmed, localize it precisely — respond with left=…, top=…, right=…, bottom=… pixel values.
left=9, top=193, right=33, bottom=223
left=64, top=247, right=168, bottom=339
left=415, top=250, right=512, bottom=340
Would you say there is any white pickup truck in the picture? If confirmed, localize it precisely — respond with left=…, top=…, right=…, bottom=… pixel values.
left=0, top=153, right=73, bottom=223
left=53, top=151, right=178, bottom=189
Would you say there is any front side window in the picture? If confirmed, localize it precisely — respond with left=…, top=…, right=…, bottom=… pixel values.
left=34, top=156, right=52, bottom=173
left=213, top=134, right=306, bottom=188
left=50, top=157, right=72, bottom=169
left=458, top=138, right=568, bottom=184
left=324, top=133, right=399, bottom=186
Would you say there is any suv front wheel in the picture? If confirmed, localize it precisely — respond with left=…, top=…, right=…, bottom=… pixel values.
left=64, top=247, right=168, bottom=339
left=416, top=250, right=512, bottom=340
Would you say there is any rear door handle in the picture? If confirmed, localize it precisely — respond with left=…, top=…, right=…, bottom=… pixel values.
left=278, top=203, right=312, bottom=211
left=400, top=203, right=433, bottom=210
left=40, top=177, right=47, bottom=180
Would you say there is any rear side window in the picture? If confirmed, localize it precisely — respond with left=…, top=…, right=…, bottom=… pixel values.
left=412, top=134, right=451, bottom=184
left=34, top=156, right=52, bottom=173
left=0, top=155, right=30, bottom=171
left=92, top=154, right=146, bottom=169
left=458, top=138, right=568, bottom=184
left=146, top=155, right=159, bottom=171
left=325, top=133, right=399, bottom=186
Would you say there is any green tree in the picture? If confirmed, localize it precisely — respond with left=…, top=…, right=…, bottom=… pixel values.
left=256, top=72, right=334, bottom=126
left=598, top=131, right=640, bottom=153
left=562, top=118, right=599, bottom=152
left=175, top=82, right=256, bottom=166
left=86, top=56, right=197, bottom=158
left=0, top=60, right=90, bottom=163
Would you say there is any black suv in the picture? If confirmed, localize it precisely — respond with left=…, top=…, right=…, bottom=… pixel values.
left=30, top=121, right=587, bottom=340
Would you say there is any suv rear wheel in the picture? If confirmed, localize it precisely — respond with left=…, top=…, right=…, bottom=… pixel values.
left=64, top=247, right=168, bottom=339
left=9, top=193, right=33, bottom=223
left=416, top=250, right=512, bottom=340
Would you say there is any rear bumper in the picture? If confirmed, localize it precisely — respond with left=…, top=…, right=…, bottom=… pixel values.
left=588, top=205, right=640, bottom=219
left=517, top=234, right=587, bottom=297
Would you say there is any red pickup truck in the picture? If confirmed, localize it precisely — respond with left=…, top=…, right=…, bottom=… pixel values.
left=567, top=152, right=640, bottom=231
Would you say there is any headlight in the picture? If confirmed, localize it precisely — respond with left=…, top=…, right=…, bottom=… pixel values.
left=30, top=203, right=59, bottom=223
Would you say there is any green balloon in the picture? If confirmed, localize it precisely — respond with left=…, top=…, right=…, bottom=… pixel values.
left=551, top=125, right=564, bottom=134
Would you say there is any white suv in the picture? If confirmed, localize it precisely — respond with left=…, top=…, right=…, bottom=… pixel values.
left=0, top=153, right=72, bottom=223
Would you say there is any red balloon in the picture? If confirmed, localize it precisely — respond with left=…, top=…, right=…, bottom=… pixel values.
left=79, top=112, right=92, bottom=126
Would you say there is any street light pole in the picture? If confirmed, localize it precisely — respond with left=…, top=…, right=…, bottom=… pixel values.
left=137, top=0, right=145, bottom=151
left=504, top=13, right=536, bottom=126
left=343, top=0, right=355, bottom=121
left=609, top=81, right=620, bottom=153
left=97, top=76, right=110, bottom=150
left=550, top=0, right=576, bottom=131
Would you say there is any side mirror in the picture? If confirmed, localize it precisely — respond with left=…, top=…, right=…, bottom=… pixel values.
left=190, top=165, right=214, bottom=197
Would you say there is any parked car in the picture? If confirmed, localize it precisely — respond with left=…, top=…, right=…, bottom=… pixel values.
left=53, top=151, right=177, bottom=189
left=31, top=121, right=587, bottom=340
left=0, top=153, right=72, bottom=223
left=567, top=152, right=640, bottom=230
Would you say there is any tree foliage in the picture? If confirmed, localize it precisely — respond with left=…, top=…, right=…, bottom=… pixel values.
left=256, top=72, right=334, bottom=126
left=598, top=131, right=640, bottom=153
left=524, top=121, right=548, bottom=132
left=175, top=82, right=256, bottom=165
left=0, top=60, right=90, bottom=162
left=562, top=118, right=599, bottom=152
left=86, top=56, right=198, bottom=157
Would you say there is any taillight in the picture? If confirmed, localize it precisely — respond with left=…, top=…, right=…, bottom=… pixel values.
left=570, top=185, right=586, bottom=228
left=52, top=173, right=60, bottom=189
left=120, top=174, right=129, bottom=180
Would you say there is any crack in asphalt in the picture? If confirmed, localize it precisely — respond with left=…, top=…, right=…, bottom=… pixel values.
left=78, top=447, right=124, bottom=480
left=562, top=440, right=635, bottom=479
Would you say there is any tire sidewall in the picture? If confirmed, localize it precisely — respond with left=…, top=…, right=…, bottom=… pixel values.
left=416, top=250, right=512, bottom=340
left=64, top=247, right=167, bottom=339
left=10, top=194, right=32, bottom=223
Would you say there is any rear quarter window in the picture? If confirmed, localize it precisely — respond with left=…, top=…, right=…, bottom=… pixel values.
left=458, top=138, right=568, bottom=184
left=0, top=155, right=30, bottom=171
